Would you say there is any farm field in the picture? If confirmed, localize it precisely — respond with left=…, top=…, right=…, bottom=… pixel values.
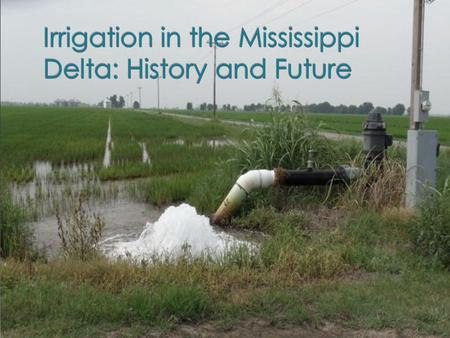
left=171, top=109, right=450, bottom=146
left=1, top=106, right=450, bottom=337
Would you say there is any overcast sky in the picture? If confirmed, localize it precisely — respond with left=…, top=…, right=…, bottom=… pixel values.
left=1, top=0, right=449, bottom=115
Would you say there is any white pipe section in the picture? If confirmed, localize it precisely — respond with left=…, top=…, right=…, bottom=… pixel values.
left=212, top=170, right=276, bottom=224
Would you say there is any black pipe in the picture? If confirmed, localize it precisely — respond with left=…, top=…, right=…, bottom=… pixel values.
left=278, top=168, right=349, bottom=186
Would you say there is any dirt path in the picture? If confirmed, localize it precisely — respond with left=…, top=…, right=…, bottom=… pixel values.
left=140, top=110, right=397, bottom=147
left=109, top=319, right=435, bottom=338
left=142, top=110, right=449, bottom=151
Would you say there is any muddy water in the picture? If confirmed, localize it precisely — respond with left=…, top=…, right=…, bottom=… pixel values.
left=10, top=160, right=162, bottom=257
left=32, top=198, right=162, bottom=258
left=13, top=147, right=254, bottom=260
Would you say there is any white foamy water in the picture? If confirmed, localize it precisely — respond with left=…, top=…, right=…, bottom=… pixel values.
left=103, top=119, right=112, bottom=168
left=102, top=203, right=253, bottom=261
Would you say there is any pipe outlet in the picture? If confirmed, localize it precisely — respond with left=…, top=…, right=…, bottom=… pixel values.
left=212, top=170, right=276, bottom=224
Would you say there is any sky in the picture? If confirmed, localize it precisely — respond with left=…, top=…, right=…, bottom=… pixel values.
left=1, top=0, right=449, bottom=115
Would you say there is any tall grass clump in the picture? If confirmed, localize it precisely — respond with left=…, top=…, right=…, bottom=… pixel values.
left=411, top=177, right=450, bottom=268
left=235, top=113, right=338, bottom=171
left=340, top=159, right=406, bottom=211
left=0, top=178, right=31, bottom=258
left=56, top=194, right=105, bottom=261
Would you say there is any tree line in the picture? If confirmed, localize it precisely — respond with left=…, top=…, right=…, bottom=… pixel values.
left=186, top=101, right=406, bottom=115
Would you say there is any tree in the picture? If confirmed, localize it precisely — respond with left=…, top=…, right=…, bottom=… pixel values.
left=133, top=101, right=140, bottom=109
left=375, top=106, right=387, bottom=115
left=118, top=96, right=125, bottom=108
left=357, top=102, right=374, bottom=115
left=109, top=95, right=118, bottom=108
left=186, top=102, right=193, bottom=110
left=391, top=103, right=406, bottom=116
left=348, top=105, right=358, bottom=115
left=316, top=101, right=333, bottom=114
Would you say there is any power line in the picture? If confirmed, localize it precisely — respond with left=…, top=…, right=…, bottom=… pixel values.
left=228, top=0, right=292, bottom=32
left=293, top=0, right=361, bottom=25
left=183, top=1, right=290, bottom=62
left=260, top=0, right=315, bottom=26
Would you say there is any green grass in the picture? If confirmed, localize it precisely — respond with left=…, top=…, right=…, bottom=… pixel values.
left=2, top=210, right=450, bottom=336
left=170, top=109, right=450, bottom=146
left=1, top=282, right=210, bottom=337
left=0, top=178, right=30, bottom=258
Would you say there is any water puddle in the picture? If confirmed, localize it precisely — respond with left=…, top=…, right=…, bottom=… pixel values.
left=31, top=198, right=162, bottom=258
left=139, top=142, right=151, bottom=165
left=103, top=119, right=112, bottom=168
left=35, top=161, right=53, bottom=179
left=168, top=138, right=235, bottom=148
left=101, top=203, right=255, bottom=261
left=203, top=139, right=235, bottom=147
left=33, top=161, right=95, bottom=182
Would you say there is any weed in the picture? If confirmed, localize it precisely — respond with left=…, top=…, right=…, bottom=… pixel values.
left=0, top=178, right=31, bottom=259
left=56, top=194, right=105, bottom=261
left=1, top=280, right=211, bottom=335
left=340, top=159, right=406, bottom=211
left=231, top=206, right=305, bottom=234
left=411, top=177, right=450, bottom=268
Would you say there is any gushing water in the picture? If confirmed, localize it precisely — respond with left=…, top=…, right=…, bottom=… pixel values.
left=102, top=203, right=253, bottom=261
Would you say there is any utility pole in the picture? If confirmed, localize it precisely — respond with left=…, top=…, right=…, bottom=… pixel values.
left=137, top=86, right=143, bottom=109
left=405, top=0, right=438, bottom=209
left=207, top=39, right=218, bottom=120
left=410, top=0, right=425, bottom=130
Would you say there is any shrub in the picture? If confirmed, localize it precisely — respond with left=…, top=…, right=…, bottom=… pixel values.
left=411, top=177, right=450, bottom=268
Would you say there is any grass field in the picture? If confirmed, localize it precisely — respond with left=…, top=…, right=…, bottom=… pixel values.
left=0, top=106, right=239, bottom=168
left=170, top=109, right=450, bottom=146
left=1, top=105, right=450, bottom=337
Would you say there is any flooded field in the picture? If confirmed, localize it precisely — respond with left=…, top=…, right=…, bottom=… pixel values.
left=10, top=158, right=254, bottom=259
